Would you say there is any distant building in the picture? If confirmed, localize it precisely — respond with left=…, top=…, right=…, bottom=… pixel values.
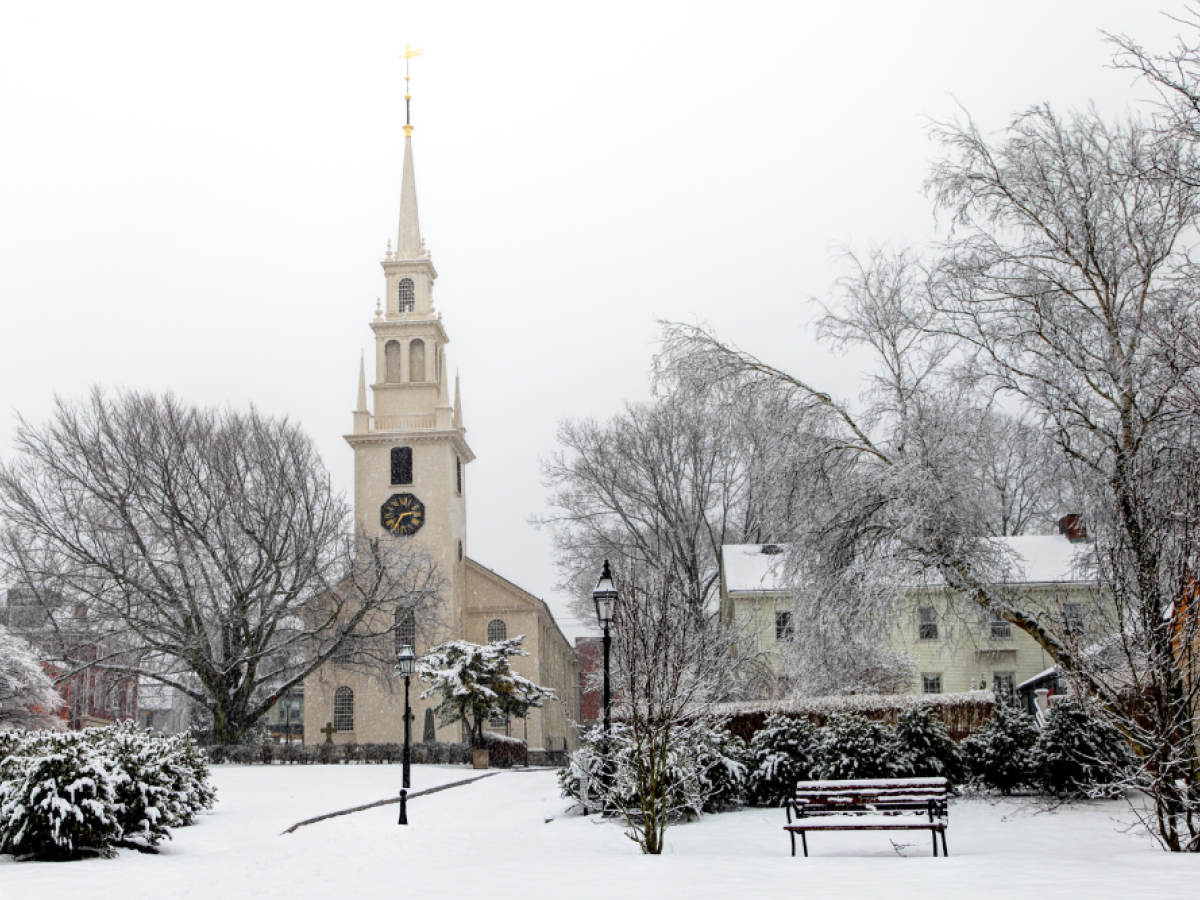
left=3, top=590, right=138, bottom=729
left=720, top=519, right=1098, bottom=699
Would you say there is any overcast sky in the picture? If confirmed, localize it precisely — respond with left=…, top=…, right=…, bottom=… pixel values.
left=0, top=2, right=1188, bottom=637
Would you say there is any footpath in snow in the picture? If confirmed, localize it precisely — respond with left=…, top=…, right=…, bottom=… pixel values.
left=2, top=764, right=1197, bottom=900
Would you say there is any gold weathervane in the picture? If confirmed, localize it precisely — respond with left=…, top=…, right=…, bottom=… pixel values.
left=402, top=44, right=424, bottom=135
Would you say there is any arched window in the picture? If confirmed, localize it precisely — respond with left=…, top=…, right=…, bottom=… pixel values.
left=409, top=339, right=426, bottom=382
left=487, top=619, right=507, bottom=643
left=333, top=687, right=354, bottom=732
left=398, top=277, right=415, bottom=313
left=391, top=447, right=413, bottom=485
left=395, top=606, right=416, bottom=655
left=385, top=340, right=402, bottom=383
left=456, top=456, right=462, bottom=494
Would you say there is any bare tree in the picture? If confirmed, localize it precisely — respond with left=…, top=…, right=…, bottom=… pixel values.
left=584, top=568, right=753, bottom=854
left=0, top=390, right=442, bottom=744
left=658, top=99, right=1200, bottom=848
left=0, top=623, right=63, bottom=729
left=535, top=391, right=789, bottom=622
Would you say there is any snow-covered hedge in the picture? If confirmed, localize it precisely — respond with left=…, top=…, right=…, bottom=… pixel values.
left=0, top=725, right=215, bottom=860
left=716, top=692, right=995, bottom=743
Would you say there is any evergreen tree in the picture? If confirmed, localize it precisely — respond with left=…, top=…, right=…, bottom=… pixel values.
left=893, top=706, right=965, bottom=788
left=745, top=714, right=820, bottom=807
left=417, top=636, right=554, bottom=748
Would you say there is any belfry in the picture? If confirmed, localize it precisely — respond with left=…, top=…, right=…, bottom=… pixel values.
left=304, top=59, right=578, bottom=753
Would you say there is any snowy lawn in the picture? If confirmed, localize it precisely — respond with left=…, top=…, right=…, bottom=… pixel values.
left=2, top=764, right=1196, bottom=899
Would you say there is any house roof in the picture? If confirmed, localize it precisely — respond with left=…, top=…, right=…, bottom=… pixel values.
left=722, top=533, right=1092, bottom=595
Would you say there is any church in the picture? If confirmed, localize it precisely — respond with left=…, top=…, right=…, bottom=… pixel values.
left=303, top=98, right=579, bottom=754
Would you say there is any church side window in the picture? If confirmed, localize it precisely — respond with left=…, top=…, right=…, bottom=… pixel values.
left=395, top=607, right=416, bottom=655
left=333, top=687, right=354, bottom=732
left=385, top=340, right=402, bottom=383
left=487, top=619, right=507, bottom=643
left=398, top=277, right=415, bottom=313
left=409, top=339, right=426, bottom=382
left=456, top=456, right=462, bottom=494
left=391, top=447, right=413, bottom=485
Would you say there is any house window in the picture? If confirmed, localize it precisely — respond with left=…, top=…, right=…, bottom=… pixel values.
left=395, top=607, right=416, bottom=655
left=775, top=611, right=794, bottom=642
left=409, top=339, right=426, bottom=382
left=333, top=687, right=354, bottom=732
left=990, top=618, right=1012, bottom=640
left=398, top=278, right=415, bottom=313
left=993, top=672, right=1015, bottom=700
left=1063, top=602, right=1085, bottom=637
left=922, top=673, right=943, bottom=694
left=385, top=340, right=402, bottom=383
left=918, top=606, right=939, bottom=640
left=391, top=447, right=413, bottom=485
left=487, top=619, right=507, bottom=643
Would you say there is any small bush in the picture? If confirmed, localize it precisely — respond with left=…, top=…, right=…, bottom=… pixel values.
left=814, top=714, right=897, bottom=780
left=560, top=720, right=746, bottom=817
left=1033, top=699, right=1128, bottom=796
left=892, top=707, right=965, bottom=788
left=962, top=701, right=1038, bottom=794
left=0, top=731, right=122, bottom=860
left=744, top=714, right=819, bottom=807
left=481, top=732, right=527, bottom=769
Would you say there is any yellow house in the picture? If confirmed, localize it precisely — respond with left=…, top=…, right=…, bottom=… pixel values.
left=720, top=528, right=1095, bottom=699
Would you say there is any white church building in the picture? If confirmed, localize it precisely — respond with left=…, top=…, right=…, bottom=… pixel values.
left=303, top=103, right=579, bottom=753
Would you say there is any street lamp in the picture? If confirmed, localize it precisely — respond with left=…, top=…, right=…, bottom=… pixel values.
left=397, top=643, right=416, bottom=825
left=592, top=560, right=619, bottom=740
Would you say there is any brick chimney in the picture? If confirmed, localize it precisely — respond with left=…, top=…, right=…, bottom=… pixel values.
left=1057, top=514, right=1089, bottom=543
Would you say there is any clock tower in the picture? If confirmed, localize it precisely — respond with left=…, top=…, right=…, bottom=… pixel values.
left=345, top=119, right=473, bottom=633
left=305, top=71, right=579, bottom=754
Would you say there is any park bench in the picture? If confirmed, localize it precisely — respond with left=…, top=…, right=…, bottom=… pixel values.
left=784, top=777, right=949, bottom=857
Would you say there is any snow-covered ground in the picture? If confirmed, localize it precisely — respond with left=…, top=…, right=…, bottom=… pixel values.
left=2, top=764, right=1196, bottom=899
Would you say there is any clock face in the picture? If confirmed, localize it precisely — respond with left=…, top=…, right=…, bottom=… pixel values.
left=380, top=493, right=425, bottom=535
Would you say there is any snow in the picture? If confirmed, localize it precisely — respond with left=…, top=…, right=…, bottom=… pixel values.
left=722, top=544, right=789, bottom=593
left=2, top=764, right=1196, bottom=899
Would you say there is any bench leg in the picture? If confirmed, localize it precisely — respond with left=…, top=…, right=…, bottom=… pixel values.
left=801, top=832, right=808, bottom=858
left=941, top=829, right=948, bottom=857
left=932, top=830, right=938, bottom=857
left=790, top=831, right=795, bottom=858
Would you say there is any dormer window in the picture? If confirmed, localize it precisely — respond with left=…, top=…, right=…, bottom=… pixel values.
left=398, top=278, right=415, bottom=313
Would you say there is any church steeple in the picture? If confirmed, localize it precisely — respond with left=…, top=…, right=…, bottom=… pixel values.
left=397, top=132, right=422, bottom=260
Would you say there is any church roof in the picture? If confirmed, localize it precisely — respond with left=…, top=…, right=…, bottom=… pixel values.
left=722, top=533, right=1093, bottom=595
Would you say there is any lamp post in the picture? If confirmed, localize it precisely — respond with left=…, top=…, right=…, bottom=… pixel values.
left=592, top=560, right=619, bottom=741
left=397, top=643, right=416, bottom=825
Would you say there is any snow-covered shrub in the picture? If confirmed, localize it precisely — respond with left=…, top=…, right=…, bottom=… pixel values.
left=961, top=701, right=1038, bottom=794
left=892, top=706, right=965, bottom=787
left=160, top=731, right=216, bottom=825
left=481, top=731, right=528, bottom=768
left=92, top=722, right=181, bottom=845
left=0, top=731, right=122, bottom=859
left=560, top=720, right=746, bottom=817
left=674, top=722, right=747, bottom=812
left=1033, top=699, right=1128, bottom=797
left=744, top=714, right=819, bottom=807
left=813, top=713, right=898, bottom=780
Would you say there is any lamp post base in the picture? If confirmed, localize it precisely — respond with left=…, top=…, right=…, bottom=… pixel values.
left=398, top=789, right=408, bottom=825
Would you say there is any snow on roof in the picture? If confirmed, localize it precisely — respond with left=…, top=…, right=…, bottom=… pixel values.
left=722, top=544, right=790, bottom=593
left=722, top=533, right=1092, bottom=595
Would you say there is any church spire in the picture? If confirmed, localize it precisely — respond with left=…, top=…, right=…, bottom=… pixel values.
left=454, top=370, right=463, bottom=431
left=356, top=351, right=368, bottom=412
left=398, top=45, right=424, bottom=261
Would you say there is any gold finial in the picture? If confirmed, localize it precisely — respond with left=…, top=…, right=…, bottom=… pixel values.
left=402, top=44, right=424, bottom=132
